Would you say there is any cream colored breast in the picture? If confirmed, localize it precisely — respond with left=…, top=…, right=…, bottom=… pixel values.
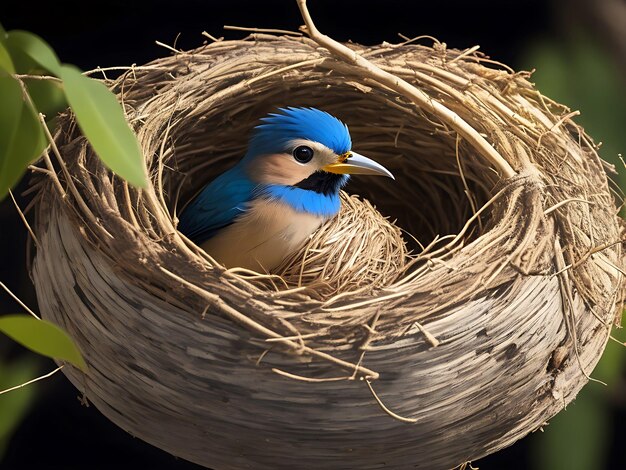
left=200, top=199, right=325, bottom=271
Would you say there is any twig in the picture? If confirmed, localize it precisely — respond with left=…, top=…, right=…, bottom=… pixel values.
left=455, top=134, right=481, bottom=231
left=412, top=321, right=440, bottom=347
left=396, top=33, right=441, bottom=47
left=365, top=379, right=418, bottom=423
left=448, top=45, right=481, bottom=64
left=296, top=0, right=516, bottom=179
left=9, top=190, right=39, bottom=246
left=0, top=281, right=40, bottom=319
left=155, top=40, right=182, bottom=54
left=544, top=197, right=595, bottom=215
left=553, top=239, right=626, bottom=276
left=553, top=238, right=607, bottom=386
left=223, top=25, right=303, bottom=36
left=201, top=31, right=222, bottom=42
left=14, top=74, right=62, bottom=83
left=40, top=150, right=66, bottom=198
left=537, top=110, right=581, bottom=150
left=27, top=165, right=53, bottom=176
left=246, top=59, right=324, bottom=86
left=272, top=368, right=351, bottom=382
left=610, top=335, right=626, bottom=347
left=37, top=113, right=103, bottom=232
left=0, top=366, right=64, bottom=396
left=156, top=104, right=178, bottom=213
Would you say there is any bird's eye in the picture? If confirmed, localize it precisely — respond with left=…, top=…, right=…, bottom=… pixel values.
left=293, top=145, right=314, bottom=163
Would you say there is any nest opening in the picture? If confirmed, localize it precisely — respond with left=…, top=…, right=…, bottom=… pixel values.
left=163, top=81, right=495, bottom=295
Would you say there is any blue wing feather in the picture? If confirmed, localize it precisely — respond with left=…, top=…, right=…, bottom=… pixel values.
left=178, top=164, right=255, bottom=244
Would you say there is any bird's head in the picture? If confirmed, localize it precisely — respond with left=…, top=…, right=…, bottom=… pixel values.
left=244, top=107, right=393, bottom=195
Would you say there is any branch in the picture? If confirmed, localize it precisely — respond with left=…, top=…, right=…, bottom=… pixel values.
left=295, top=0, right=517, bottom=179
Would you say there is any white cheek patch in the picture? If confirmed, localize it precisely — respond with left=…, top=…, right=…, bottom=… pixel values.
left=249, top=153, right=313, bottom=186
left=247, top=140, right=340, bottom=186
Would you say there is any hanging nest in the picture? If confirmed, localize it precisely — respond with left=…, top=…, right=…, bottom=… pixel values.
left=29, top=10, right=624, bottom=470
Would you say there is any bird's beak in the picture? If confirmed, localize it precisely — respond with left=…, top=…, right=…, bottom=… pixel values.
left=322, top=152, right=395, bottom=179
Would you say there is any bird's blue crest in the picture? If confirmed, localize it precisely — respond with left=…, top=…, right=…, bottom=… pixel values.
left=246, top=107, right=352, bottom=158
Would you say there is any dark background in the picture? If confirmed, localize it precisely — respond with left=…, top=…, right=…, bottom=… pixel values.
left=1, top=1, right=624, bottom=469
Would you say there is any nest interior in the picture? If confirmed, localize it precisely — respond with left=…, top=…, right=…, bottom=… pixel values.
left=30, top=32, right=624, bottom=470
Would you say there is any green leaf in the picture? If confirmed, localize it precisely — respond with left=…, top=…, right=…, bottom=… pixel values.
left=59, top=65, right=147, bottom=187
left=0, top=356, right=40, bottom=459
left=25, top=78, right=67, bottom=118
left=5, top=30, right=61, bottom=76
left=0, top=315, right=87, bottom=372
left=0, top=75, right=47, bottom=200
left=0, top=41, right=14, bottom=74
left=0, top=22, right=6, bottom=41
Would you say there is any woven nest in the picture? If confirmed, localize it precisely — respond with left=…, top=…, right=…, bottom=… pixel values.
left=30, top=22, right=624, bottom=470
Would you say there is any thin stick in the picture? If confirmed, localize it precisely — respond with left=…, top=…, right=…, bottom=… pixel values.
left=537, top=110, right=582, bottom=150
left=38, top=113, right=100, bottom=230
left=265, top=332, right=320, bottom=342
left=0, top=366, right=63, bottom=396
left=40, top=150, right=66, bottom=198
left=296, top=0, right=516, bottom=179
left=553, top=239, right=625, bottom=276
left=155, top=40, right=181, bottom=54
left=84, top=65, right=166, bottom=76
left=553, top=238, right=607, bottom=386
left=447, top=45, right=481, bottom=64
left=201, top=31, right=222, bottom=42
left=156, top=106, right=177, bottom=213
left=14, top=74, right=62, bottom=83
left=365, top=379, right=418, bottom=423
left=610, top=335, right=626, bottom=347
left=455, top=134, right=481, bottom=231
left=28, top=165, right=53, bottom=175
left=412, top=321, right=440, bottom=347
left=544, top=198, right=595, bottom=215
left=223, top=25, right=303, bottom=36
left=396, top=33, right=441, bottom=47
left=9, top=190, right=39, bottom=246
left=246, top=58, right=324, bottom=86
left=272, top=368, right=351, bottom=382
left=0, top=281, right=40, bottom=319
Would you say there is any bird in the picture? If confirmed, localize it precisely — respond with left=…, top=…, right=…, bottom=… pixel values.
left=178, top=107, right=394, bottom=271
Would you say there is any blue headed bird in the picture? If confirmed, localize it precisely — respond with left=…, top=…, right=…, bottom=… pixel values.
left=178, top=107, right=394, bottom=271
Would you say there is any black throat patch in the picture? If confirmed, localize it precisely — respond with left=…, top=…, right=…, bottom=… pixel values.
left=294, top=171, right=348, bottom=196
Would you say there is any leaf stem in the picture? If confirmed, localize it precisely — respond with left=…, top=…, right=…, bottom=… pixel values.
left=14, top=73, right=62, bottom=82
